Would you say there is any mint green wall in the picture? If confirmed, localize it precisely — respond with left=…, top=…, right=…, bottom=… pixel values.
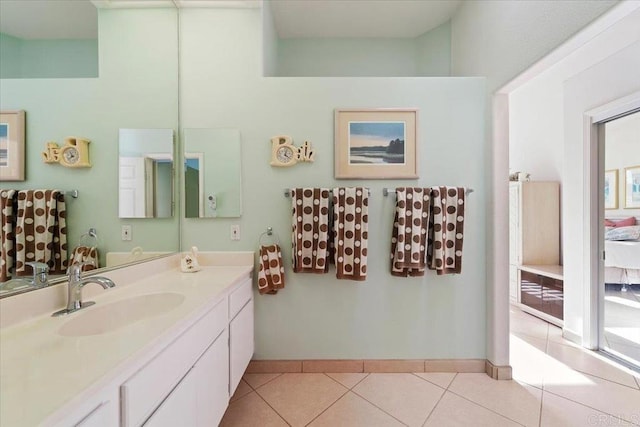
left=0, top=34, right=21, bottom=77
left=274, top=21, right=451, bottom=77
left=0, top=9, right=179, bottom=268
left=262, top=0, right=279, bottom=76
left=0, top=33, right=98, bottom=78
left=180, top=8, right=486, bottom=359
left=416, top=22, right=451, bottom=76
left=183, top=128, right=242, bottom=218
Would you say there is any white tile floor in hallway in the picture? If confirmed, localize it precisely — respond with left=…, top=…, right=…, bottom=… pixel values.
left=221, top=306, right=640, bottom=426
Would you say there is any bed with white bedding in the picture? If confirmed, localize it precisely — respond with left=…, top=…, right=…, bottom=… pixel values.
left=604, top=222, right=640, bottom=285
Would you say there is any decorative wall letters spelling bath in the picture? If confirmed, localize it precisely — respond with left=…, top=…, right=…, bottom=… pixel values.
left=270, top=135, right=314, bottom=167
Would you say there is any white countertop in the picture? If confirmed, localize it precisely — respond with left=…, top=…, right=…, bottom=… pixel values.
left=0, top=263, right=252, bottom=427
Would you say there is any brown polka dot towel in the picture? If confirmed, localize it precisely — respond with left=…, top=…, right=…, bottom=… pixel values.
left=0, top=189, right=17, bottom=282
left=15, top=190, right=68, bottom=277
left=427, top=186, right=465, bottom=275
left=257, top=244, right=285, bottom=294
left=291, top=188, right=331, bottom=273
left=390, top=187, right=430, bottom=277
left=333, top=187, right=369, bottom=281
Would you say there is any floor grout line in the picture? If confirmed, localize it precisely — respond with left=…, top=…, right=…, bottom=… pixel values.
left=252, top=385, right=293, bottom=427
left=349, top=384, right=410, bottom=426
left=303, top=386, right=350, bottom=426
left=243, top=372, right=284, bottom=391
left=541, top=387, right=640, bottom=426
left=420, top=388, right=447, bottom=427
left=538, top=389, right=544, bottom=427
left=445, top=389, right=528, bottom=426
left=229, top=379, right=253, bottom=403
left=350, top=372, right=370, bottom=389
left=410, top=372, right=450, bottom=390
left=322, top=372, right=369, bottom=390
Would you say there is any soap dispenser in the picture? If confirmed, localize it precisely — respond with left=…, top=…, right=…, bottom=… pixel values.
left=180, top=246, right=202, bottom=273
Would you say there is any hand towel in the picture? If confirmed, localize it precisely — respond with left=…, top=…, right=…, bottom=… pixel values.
left=291, top=188, right=331, bottom=273
left=69, top=246, right=99, bottom=272
left=390, top=187, right=430, bottom=277
left=257, top=244, right=285, bottom=294
left=333, top=187, right=369, bottom=281
left=0, top=189, right=17, bottom=281
left=427, top=187, right=466, bottom=275
left=15, top=190, right=68, bottom=276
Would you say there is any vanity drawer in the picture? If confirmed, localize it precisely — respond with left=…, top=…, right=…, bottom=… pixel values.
left=229, top=278, right=252, bottom=319
left=121, top=297, right=228, bottom=427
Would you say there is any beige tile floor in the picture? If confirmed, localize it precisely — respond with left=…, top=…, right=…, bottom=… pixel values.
left=604, top=284, right=640, bottom=364
left=221, top=306, right=640, bottom=426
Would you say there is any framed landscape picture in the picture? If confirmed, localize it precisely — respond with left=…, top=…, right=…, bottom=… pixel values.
left=0, top=110, right=25, bottom=181
left=624, top=165, right=640, bottom=209
left=334, top=108, right=418, bottom=179
left=604, top=169, right=618, bottom=210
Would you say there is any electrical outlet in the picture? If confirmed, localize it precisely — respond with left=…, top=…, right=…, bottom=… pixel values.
left=121, top=225, right=132, bottom=241
left=230, top=224, right=240, bottom=241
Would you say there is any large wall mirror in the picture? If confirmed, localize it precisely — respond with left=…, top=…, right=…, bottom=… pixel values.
left=0, top=4, right=180, bottom=297
left=184, top=128, right=242, bottom=218
left=119, top=129, right=174, bottom=219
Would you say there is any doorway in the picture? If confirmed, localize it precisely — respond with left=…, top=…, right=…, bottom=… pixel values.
left=599, top=110, right=640, bottom=368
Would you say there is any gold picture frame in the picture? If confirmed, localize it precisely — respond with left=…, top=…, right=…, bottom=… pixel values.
left=334, top=108, right=418, bottom=179
left=624, top=165, right=640, bottom=209
left=604, top=169, right=618, bottom=210
left=0, top=110, right=26, bottom=181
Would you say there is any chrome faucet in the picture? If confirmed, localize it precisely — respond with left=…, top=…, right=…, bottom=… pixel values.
left=0, top=262, right=49, bottom=292
left=52, top=263, right=116, bottom=317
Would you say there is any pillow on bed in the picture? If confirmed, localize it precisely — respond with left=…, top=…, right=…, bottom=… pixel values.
left=605, top=225, right=640, bottom=241
left=604, top=217, right=637, bottom=227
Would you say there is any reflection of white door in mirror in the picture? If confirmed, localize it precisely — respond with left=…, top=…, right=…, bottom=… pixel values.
left=119, top=157, right=148, bottom=218
left=118, top=129, right=174, bottom=219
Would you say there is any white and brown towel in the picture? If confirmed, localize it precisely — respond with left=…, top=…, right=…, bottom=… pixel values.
left=333, top=187, right=369, bottom=281
left=257, top=244, right=285, bottom=294
left=291, top=188, right=331, bottom=273
left=69, top=246, right=99, bottom=272
left=0, top=189, right=17, bottom=282
left=15, top=190, right=68, bottom=276
left=390, top=188, right=430, bottom=277
left=427, top=187, right=466, bottom=275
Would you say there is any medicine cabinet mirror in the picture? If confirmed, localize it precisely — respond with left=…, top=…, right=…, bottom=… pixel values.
left=184, top=128, right=242, bottom=218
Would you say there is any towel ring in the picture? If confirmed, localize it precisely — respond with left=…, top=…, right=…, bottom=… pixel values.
left=259, top=227, right=280, bottom=247
left=78, top=228, right=99, bottom=248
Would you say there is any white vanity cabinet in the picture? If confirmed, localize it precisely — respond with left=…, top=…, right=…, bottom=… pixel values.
left=1, top=260, right=256, bottom=427
left=144, top=330, right=229, bottom=427
left=121, top=277, right=253, bottom=427
left=229, top=279, right=254, bottom=395
left=143, top=368, right=198, bottom=427
left=53, top=389, right=120, bottom=427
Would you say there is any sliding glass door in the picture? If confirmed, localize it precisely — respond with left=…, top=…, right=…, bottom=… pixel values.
left=600, top=111, right=640, bottom=368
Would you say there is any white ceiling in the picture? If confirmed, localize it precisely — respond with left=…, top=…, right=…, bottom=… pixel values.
left=0, top=0, right=461, bottom=40
left=0, top=1, right=98, bottom=40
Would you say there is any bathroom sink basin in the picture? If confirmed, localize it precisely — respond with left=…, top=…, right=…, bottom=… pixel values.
left=58, top=293, right=185, bottom=337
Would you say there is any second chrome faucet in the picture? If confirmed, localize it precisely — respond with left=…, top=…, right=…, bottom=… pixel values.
left=52, top=263, right=116, bottom=317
